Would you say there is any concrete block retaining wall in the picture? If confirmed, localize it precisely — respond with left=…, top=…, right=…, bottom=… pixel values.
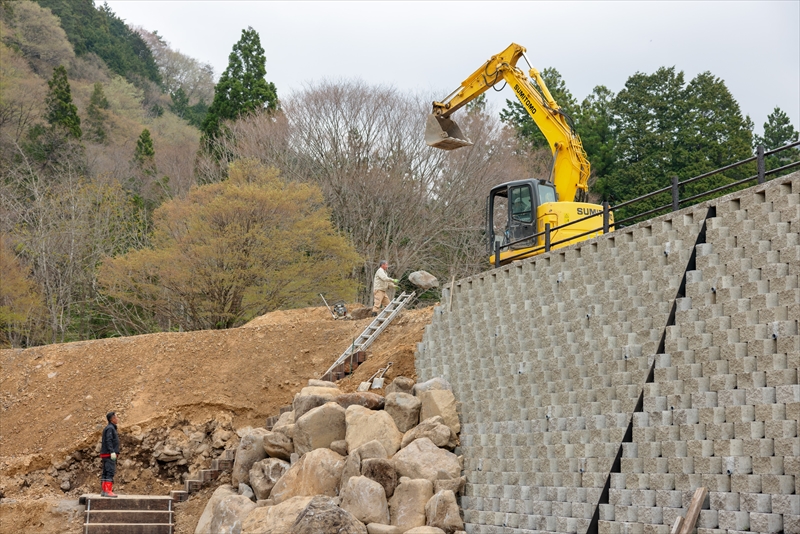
left=416, top=172, right=800, bottom=534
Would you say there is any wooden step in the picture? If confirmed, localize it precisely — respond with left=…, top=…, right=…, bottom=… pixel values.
left=185, top=479, right=201, bottom=493
left=86, top=510, right=173, bottom=524
left=80, top=495, right=173, bottom=511
left=169, top=490, right=187, bottom=503
left=83, top=524, right=173, bottom=534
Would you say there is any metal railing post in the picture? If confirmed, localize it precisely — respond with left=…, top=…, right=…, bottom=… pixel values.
left=757, top=145, right=765, bottom=184
left=544, top=223, right=551, bottom=252
left=671, top=176, right=680, bottom=211
left=602, top=202, right=610, bottom=233
left=494, top=240, right=501, bottom=268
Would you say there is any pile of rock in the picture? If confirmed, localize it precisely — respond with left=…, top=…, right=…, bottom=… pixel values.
left=196, top=376, right=466, bottom=534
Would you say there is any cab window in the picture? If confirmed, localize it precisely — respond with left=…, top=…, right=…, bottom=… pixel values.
left=510, top=186, right=532, bottom=223
left=537, top=183, right=556, bottom=204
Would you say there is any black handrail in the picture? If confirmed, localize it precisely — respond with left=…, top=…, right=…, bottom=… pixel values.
left=492, top=141, right=800, bottom=268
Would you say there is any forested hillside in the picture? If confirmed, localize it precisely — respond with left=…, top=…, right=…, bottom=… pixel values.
left=1, top=0, right=797, bottom=349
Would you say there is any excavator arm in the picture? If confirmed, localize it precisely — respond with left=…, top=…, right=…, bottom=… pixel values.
left=426, top=43, right=591, bottom=203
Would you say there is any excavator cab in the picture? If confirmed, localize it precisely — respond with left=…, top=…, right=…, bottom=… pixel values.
left=487, top=179, right=556, bottom=258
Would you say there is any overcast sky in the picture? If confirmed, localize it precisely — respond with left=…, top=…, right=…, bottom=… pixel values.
left=106, top=1, right=799, bottom=136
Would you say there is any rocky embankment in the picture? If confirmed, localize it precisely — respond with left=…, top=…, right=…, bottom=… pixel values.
left=196, top=376, right=466, bottom=534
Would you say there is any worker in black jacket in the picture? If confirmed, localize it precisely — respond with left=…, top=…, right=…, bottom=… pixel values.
left=100, top=412, right=120, bottom=497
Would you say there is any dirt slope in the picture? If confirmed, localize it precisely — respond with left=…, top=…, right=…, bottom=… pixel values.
left=0, top=304, right=433, bottom=504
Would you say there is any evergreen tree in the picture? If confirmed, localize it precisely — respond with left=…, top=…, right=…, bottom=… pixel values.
left=134, top=128, right=155, bottom=174
left=755, top=107, right=799, bottom=174
left=46, top=65, right=81, bottom=139
left=599, top=67, right=753, bottom=215
left=86, top=82, right=110, bottom=143
left=499, top=67, right=578, bottom=150
left=576, top=85, right=617, bottom=182
left=34, top=0, right=161, bottom=86
left=201, top=27, right=278, bottom=147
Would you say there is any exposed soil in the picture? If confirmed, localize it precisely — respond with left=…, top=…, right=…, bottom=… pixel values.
left=0, top=303, right=434, bottom=533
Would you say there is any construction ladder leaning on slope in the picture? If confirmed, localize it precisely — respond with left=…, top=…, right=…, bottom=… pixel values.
left=321, top=291, right=416, bottom=380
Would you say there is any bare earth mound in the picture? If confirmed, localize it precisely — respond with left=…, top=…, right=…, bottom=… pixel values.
left=0, top=304, right=433, bottom=533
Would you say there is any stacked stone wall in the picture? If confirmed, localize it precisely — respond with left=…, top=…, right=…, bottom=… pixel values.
left=416, top=173, right=800, bottom=534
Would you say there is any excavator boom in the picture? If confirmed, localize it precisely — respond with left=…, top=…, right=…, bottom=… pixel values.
left=426, top=43, right=590, bottom=203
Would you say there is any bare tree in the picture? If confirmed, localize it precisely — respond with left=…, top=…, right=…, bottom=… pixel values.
left=199, top=80, right=533, bottom=300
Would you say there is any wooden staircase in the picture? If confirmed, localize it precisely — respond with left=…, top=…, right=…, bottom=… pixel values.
left=80, top=494, right=174, bottom=534
left=80, top=448, right=236, bottom=532
left=170, top=448, right=235, bottom=502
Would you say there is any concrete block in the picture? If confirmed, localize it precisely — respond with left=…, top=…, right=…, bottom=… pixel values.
left=749, top=512, right=783, bottom=533
left=717, top=510, right=750, bottom=531
left=783, top=514, right=800, bottom=534
left=698, top=509, right=719, bottom=529
left=761, top=474, right=796, bottom=494
left=734, top=421, right=765, bottom=439
left=772, top=494, right=800, bottom=515
left=739, top=492, right=772, bottom=513
left=752, top=456, right=784, bottom=475
left=731, top=474, right=762, bottom=493
left=709, top=491, right=740, bottom=511
left=648, top=473, right=675, bottom=491
left=742, top=438, right=774, bottom=457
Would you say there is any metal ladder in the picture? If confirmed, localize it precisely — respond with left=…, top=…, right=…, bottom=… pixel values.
left=322, top=291, right=416, bottom=379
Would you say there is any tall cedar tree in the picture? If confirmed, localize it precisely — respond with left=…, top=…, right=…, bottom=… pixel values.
left=86, top=82, right=110, bottom=143
left=755, top=107, right=799, bottom=174
left=46, top=65, right=81, bottom=139
left=201, top=27, right=278, bottom=147
left=134, top=128, right=155, bottom=173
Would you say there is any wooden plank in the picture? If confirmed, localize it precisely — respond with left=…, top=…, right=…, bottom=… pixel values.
left=679, top=487, right=707, bottom=534
left=670, top=516, right=684, bottom=534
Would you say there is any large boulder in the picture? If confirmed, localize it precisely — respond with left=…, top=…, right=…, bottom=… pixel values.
left=401, top=416, right=457, bottom=450
left=393, top=438, right=461, bottom=482
left=291, top=495, right=367, bottom=534
left=294, top=402, right=346, bottom=456
left=385, top=393, right=421, bottom=433
left=293, top=386, right=342, bottom=419
left=269, top=447, right=345, bottom=504
left=388, top=478, right=433, bottom=531
left=272, top=411, right=294, bottom=430
left=412, top=378, right=451, bottom=395
left=340, top=475, right=390, bottom=525
left=417, top=390, right=460, bottom=435
left=434, top=477, right=465, bottom=496
left=362, top=458, right=398, bottom=498
left=336, top=392, right=386, bottom=410
left=232, top=429, right=269, bottom=486
left=356, top=440, right=388, bottom=460
left=425, top=490, right=464, bottom=533
left=262, top=431, right=294, bottom=461
left=365, top=526, right=403, bottom=534
left=195, top=484, right=237, bottom=534
left=384, top=377, right=415, bottom=396
left=408, top=270, right=438, bottom=290
left=208, top=494, right=257, bottom=534
left=241, top=495, right=313, bottom=534
left=345, top=405, right=403, bottom=457
left=406, top=528, right=446, bottom=534
left=339, top=449, right=362, bottom=494
left=249, top=458, right=290, bottom=500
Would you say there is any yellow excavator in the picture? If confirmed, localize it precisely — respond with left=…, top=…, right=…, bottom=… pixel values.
left=426, top=43, right=613, bottom=266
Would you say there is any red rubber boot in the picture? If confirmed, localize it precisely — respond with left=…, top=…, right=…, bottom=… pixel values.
left=102, top=481, right=118, bottom=498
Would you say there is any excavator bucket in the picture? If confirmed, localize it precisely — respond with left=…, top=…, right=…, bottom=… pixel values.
left=425, top=114, right=473, bottom=150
